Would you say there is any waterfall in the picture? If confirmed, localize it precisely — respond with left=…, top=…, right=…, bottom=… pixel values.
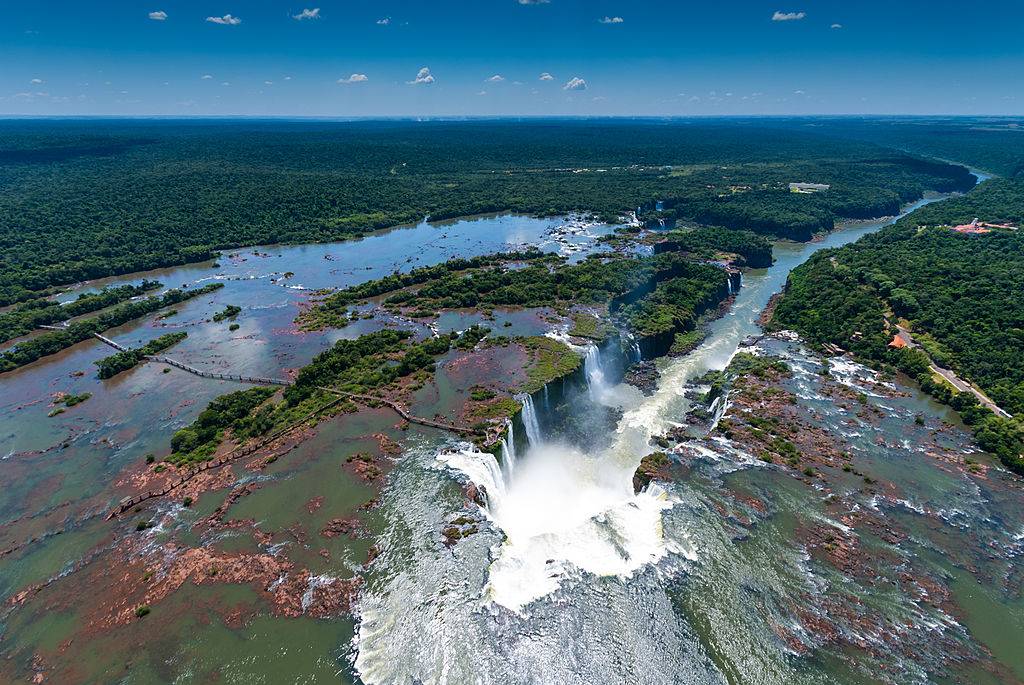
left=584, top=345, right=607, bottom=397
left=500, top=420, right=517, bottom=479
left=726, top=277, right=733, bottom=296
left=623, top=334, right=642, bottom=363
left=520, top=394, right=543, bottom=447
left=543, top=384, right=550, bottom=411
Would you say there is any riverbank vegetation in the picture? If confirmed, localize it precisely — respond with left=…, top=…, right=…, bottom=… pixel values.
left=94, top=332, right=187, bottom=379
left=519, top=336, right=583, bottom=394
left=0, top=119, right=975, bottom=305
left=762, top=117, right=1024, bottom=179
left=772, top=177, right=1024, bottom=474
left=0, top=283, right=222, bottom=373
left=0, top=280, right=161, bottom=344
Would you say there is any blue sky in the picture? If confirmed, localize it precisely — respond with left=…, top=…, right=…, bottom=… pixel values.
left=2, top=1, right=1023, bottom=116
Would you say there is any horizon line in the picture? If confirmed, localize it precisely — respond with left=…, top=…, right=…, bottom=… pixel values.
left=1, top=113, right=1021, bottom=122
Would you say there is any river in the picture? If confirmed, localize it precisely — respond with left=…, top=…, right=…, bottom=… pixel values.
left=353, top=174, right=1023, bottom=684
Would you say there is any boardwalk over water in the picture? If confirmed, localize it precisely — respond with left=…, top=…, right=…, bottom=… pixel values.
left=100, top=332, right=477, bottom=519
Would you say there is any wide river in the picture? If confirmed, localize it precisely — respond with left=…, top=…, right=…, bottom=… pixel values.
left=2, top=173, right=1021, bottom=684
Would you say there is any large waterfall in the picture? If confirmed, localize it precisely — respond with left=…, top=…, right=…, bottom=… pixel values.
left=435, top=341, right=677, bottom=613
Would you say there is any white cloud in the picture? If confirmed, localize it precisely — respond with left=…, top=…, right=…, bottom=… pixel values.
left=206, top=14, right=241, bottom=25
left=563, top=76, right=587, bottom=91
left=830, top=23, right=843, bottom=29
left=338, top=73, right=368, bottom=84
left=794, top=89, right=805, bottom=94
left=539, top=72, right=554, bottom=81
left=376, top=17, right=390, bottom=25
left=598, top=16, right=623, bottom=24
left=486, top=74, right=505, bottom=82
left=293, top=8, right=320, bottom=20
left=408, top=67, right=435, bottom=85
left=30, top=78, right=43, bottom=84
left=518, top=0, right=550, bottom=4
left=201, top=74, right=213, bottom=79
left=264, top=80, right=273, bottom=85
left=284, top=76, right=292, bottom=80
left=772, top=11, right=805, bottom=21
left=477, top=90, right=487, bottom=96
left=221, top=82, right=230, bottom=86
left=148, top=10, right=167, bottom=21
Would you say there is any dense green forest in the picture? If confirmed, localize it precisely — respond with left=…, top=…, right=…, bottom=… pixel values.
left=653, top=226, right=774, bottom=268
left=94, top=332, right=187, bottom=379
left=0, top=283, right=222, bottom=373
left=0, top=119, right=974, bottom=305
left=772, top=177, right=1024, bottom=473
left=764, top=117, right=1024, bottom=178
left=0, top=280, right=161, bottom=343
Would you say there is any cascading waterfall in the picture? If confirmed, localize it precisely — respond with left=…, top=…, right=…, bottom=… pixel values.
left=584, top=344, right=607, bottom=397
left=429, top=338, right=680, bottom=613
left=623, top=333, right=642, bottom=363
left=519, top=394, right=543, bottom=447
left=500, top=420, right=517, bottom=478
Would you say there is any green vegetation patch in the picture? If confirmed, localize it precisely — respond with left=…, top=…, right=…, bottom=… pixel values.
left=569, top=312, right=611, bottom=340
left=95, top=332, right=188, bottom=379
left=670, top=330, right=706, bottom=356
left=0, top=283, right=223, bottom=374
left=169, top=386, right=278, bottom=464
left=470, top=397, right=521, bottom=420
left=727, top=352, right=791, bottom=379
left=165, top=328, right=485, bottom=466
left=655, top=226, right=773, bottom=268
left=212, top=305, right=242, bottom=322
left=617, top=263, right=729, bottom=340
left=519, top=336, right=582, bottom=394
left=59, top=392, right=92, bottom=408
left=0, top=279, right=161, bottom=344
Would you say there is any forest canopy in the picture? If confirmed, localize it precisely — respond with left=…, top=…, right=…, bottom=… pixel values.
left=772, top=177, right=1024, bottom=472
left=0, top=119, right=974, bottom=305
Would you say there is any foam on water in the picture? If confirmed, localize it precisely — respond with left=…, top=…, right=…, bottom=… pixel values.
left=441, top=443, right=675, bottom=612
